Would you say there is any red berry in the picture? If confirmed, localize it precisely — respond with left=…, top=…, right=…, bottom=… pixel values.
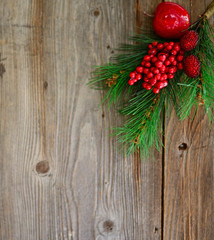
left=168, top=67, right=176, bottom=74
left=147, top=72, right=154, bottom=78
left=173, top=44, right=180, bottom=52
left=162, top=80, right=168, bottom=87
left=160, top=65, right=166, bottom=73
left=148, top=49, right=157, bottom=55
left=177, top=62, right=183, bottom=69
left=141, top=61, right=146, bottom=66
left=136, top=74, right=142, bottom=80
left=153, top=2, right=190, bottom=39
left=136, top=66, right=144, bottom=73
left=152, top=41, right=158, bottom=46
left=183, top=55, right=200, bottom=78
left=144, top=77, right=149, bottom=82
left=128, top=79, right=135, bottom=85
left=145, top=62, right=151, bottom=68
left=169, top=55, right=175, bottom=62
left=165, top=60, right=171, bottom=66
left=150, top=67, right=155, bottom=72
left=144, top=68, right=149, bottom=74
left=148, top=44, right=153, bottom=49
left=166, top=45, right=173, bottom=51
left=177, top=55, right=184, bottom=62
left=158, top=54, right=167, bottom=62
left=153, top=68, right=160, bottom=74
left=168, top=73, right=175, bottom=79
left=129, top=72, right=136, bottom=78
left=133, top=79, right=137, bottom=83
left=150, top=54, right=155, bottom=58
left=180, top=30, right=199, bottom=51
left=151, top=57, right=158, bottom=63
left=169, top=42, right=175, bottom=46
left=149, top=78, right=157, bottom=86
left=155, top=81, right=164, bottom=89
left=172, top=60, right=177, bottom=66
left=164, top=42, right=169, bottom=47
left=162, top=73, right=168, bottom=80
left=153, top=88, right=160, bottom=94
left=155, top=61, right=163, bottom=68
left=144, top=55, right=151, bottom=61
left=155, top=73, right=161, bottom=80
left=142, top=82, right=147, bottom=88
left=157, top=43, right=164, bottom=50
left=171, top=50, right=177, bottom=55
left=146, top=84, right=152, bottom=90
left=179, top=50, right=185, bottom=55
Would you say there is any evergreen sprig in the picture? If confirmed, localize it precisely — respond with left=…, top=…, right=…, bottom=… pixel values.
left=88, top=15, right=214, bottom=157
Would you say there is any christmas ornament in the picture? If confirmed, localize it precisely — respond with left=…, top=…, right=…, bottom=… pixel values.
left=89, top=1, right=214, bottom=157
left=180, top=30, right=199, bottom=51
left=153, top=2, right=190, bottom=39
left=183, top=55, right=201, bottom=78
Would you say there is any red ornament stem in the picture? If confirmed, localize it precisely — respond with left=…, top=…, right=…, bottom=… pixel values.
left=203, top=0, right=214, bottom=19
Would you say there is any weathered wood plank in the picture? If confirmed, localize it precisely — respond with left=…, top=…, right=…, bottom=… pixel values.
left=164, top=1, right=214, bottom=239
left=0, top=0, right=163, bottom=239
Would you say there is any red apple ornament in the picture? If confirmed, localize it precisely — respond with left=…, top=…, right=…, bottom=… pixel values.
left=153, top=2, right=190, bottom=39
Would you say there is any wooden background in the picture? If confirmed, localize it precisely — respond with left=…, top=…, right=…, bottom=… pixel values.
left=0, top=0, right=213, bottom=239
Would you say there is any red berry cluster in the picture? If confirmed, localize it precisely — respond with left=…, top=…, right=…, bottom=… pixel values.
left=128, top=41, right=184, bottom=94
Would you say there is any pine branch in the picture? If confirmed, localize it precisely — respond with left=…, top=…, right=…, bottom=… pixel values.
left=114, top=72, right=182, bottom=157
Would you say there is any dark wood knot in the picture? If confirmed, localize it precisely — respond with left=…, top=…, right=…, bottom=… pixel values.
left=103, top=220, right=114, bottom=233
left=36, top=160, right=50, bottom=174
left=178, top=143, right=188, bottom=151
left=94, top=9, right=100, bottom=17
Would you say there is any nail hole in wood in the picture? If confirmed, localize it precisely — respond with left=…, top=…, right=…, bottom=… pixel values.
left=36, top=160, right=50, bottom=174
left=44, top=81, right=48, bottom=89
left=111, top=50, right=114, bottom=54
left=102, top=113, right=105, bottom=118
left=107, top=45, right=110, bottom=49
left=103, top=220, right=114, bottom=233
left=94, top=9, right=100, bottom=17
left=178, top=143, right=188, bottom=151
left=154, top=227, right=158, bottom=233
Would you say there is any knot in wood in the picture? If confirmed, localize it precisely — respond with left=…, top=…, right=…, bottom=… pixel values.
left=94, top=9, right=100, bottom=17
left=103, top=220, right=114, bottom=233
left=178, top=143, right=188, bottom=151
left=36, top=160, right=50, bottom=175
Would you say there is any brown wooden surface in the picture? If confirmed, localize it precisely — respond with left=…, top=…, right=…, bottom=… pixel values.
left=0, top=0, right=213, bottom=239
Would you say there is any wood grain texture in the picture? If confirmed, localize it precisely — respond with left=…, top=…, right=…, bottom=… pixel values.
left=0, top=0, right=214, bottom=239
left=164, top=1, right=214, bottom=240
left=0, top=0, right=162, bottom=239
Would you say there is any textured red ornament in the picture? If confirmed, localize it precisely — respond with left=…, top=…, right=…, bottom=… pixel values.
left=180, top=30, right=199, bottom=51
left=153, top=2, right=190, bottom=39
left=183, top=55, right=201, bottom=78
